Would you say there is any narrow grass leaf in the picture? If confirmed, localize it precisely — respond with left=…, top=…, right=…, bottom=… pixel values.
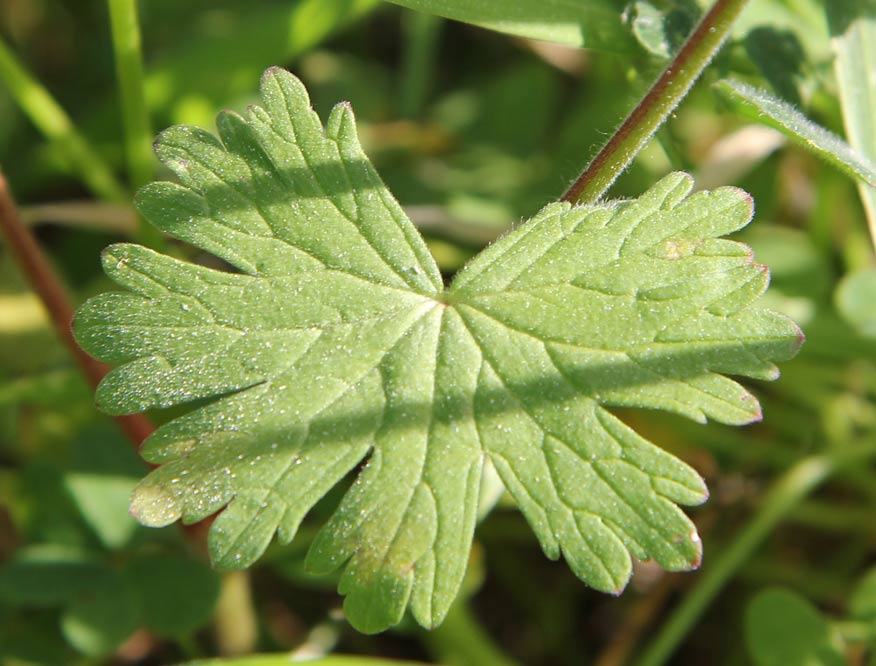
left=714, top=78, right=876, bottom=186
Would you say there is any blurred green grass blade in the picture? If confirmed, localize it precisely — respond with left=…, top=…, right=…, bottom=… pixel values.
left=423, top=598, right=517, bottom=666
left=385, top=0, right=636, bottom=51
left=714, top=78, right=876, bottom=186
left=0, top=37, right=127, bottom=202
left=399, top=11, right=442, bottom=118
left=827, top=0, right=876, bottom=250
left=145, top=0, right=381, bottom=126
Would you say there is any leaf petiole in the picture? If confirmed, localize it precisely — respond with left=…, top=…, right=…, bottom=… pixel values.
left=562, top=0, right=751, bottom=205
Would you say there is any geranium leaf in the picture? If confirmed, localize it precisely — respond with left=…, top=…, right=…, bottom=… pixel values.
left=74, top=68, right=802, bottom=634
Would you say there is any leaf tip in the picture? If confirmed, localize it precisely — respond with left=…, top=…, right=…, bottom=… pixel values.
left=130, top=482, right=182, bottom=528
left=99, top=242, right=127, bottom=269
left=722, top=185, right=755, bottom=220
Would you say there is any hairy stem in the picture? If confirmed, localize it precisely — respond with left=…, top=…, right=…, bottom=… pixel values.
left=562, top=0, right=750, bottom=204
left=635, top=442, right=876, bottom=666
left=0, top=38, right=127, bottom=203
left=0, top=170, right=153, bottom=446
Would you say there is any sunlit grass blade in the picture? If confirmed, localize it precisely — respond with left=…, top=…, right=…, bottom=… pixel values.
left=386, top=0, right=636, bottom=52
left=714, top=78, right=876, bottom=187
left=0, top=37, right=127, bottom=202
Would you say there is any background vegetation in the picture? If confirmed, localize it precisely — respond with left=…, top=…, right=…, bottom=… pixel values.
left=0, top=1, right=874, bottom=665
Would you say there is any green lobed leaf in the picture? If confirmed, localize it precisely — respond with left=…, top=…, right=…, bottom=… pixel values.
left=384, top=0, right=635, bottom=52
left=714, top=78, right=876, bottom=186
left=74, top=68, right=802, bottom=634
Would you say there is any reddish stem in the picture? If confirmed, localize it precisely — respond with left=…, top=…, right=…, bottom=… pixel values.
left=0, top=169, right=154, bottom=447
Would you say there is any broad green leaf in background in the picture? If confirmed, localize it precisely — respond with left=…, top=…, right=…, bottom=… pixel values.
left=74, top=68, right=801, bottom=634
left=384, top=0, right=635, bottom=52
left=627, top=0, right=699, bottom=59
left=739, top=227, right=830, bottom=328
left=835, top=269, right=876, bottom=338
left=713, top=79, right=876, bottom=187
left=64, top=426, right=144, bottom=549
left=745, top=588, right=846, bottom=666
left=60, top=567, right=139, bottom=657
left=827, top=0, right=876, bottom=249
left=733, top=0, right=829, bottom=60
left=125, top=554, right=221, bottom=637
